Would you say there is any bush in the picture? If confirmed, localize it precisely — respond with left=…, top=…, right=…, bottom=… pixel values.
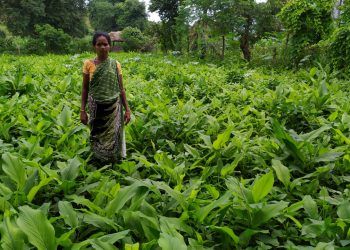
left=69, top=36, right=93, bottom=54
left=35, top=24, right=71, bottom=54
left=328, top=25, right=350, bottom=72
left=121, top=27, right=154, bottom=52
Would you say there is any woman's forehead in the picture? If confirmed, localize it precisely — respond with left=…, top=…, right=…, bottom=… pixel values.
left=96, top=36, right=108, bottom=43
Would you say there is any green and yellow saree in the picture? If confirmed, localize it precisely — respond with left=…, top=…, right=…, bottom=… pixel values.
left=88, top=58, right=126, bottom=163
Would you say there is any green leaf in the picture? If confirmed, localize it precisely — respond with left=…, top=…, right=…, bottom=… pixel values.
left=0, top=215, right=27, bottom=250
left=57, top=105, right=72, bottom=128
left=125, top=243, right=140, bottom=250
left=197, top=192, right=231, bottom=222
left=300, top=125, right=331, bottom=142
left=58, top=201, right=79, bottom=228
left=1, top=153, right=27, bottom=190
left=98, top=230, right=130, bottom=244
left=158, top=233, right=187, bottom=250
left=252, top=201, right=289, bottom=226
left=252, top=171, right=274, bottom=203
left=105, top=182, right=147, bottom=217
left=337, top=201, right=350, bottom=220
left=27, top=176, right=55, bottom=202
left=17, top=205, right=56, bottom=250
left=271, top=159, right=290, bottom=187
left=314, top=152, right=344, bottom=163
left=60, top=157, right=81, bottom=181
left=213, top=126, right=232, bottom=150
left=221, top=154, right=243, bottom=177
left=303, top=195, right=319, bottom=220
left=209, top=226, right=239, bottom=244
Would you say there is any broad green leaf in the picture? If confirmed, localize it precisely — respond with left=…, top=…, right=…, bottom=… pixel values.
left=184, top=144, right=200, bottom=158
left=0, top=182, right=12, bottom=197
left=80, top=212, right=118, bottom=230
left=221, top=154, right=243, bottom=177
left=303, top=195, right=319, bottom=220
left=335, top=129, right=350, bottom=145
left=252, top=171, right=274, bottom=203
left=302, top=220, right=325, bottom=238
left=106, top=182, right=147, bottom=217
left=213, top=126, right=232, bottom=150
left=17, top=205, right=56, bottom=250
left=68, top=195, right=103, bottom=213
left=57, top=105, right=72, bottom=128
left=123, top=211, right=160, bottom=240
left=58, top=201, right=79, bottom=228
left=56, top=229, right=75, bottom=248
left=197, top=192, right=231, bottom=222
left=300, top=125, right=331, bottom=142
left=337, top=201, right=350, bottom=220
left=314, top=152, right=344, bottom=163
left=315, top=241, right=335, bottom=250
left=60, top=157, right=81, bottom=181
left=1, top=153, right=27, bottom=190
left=90, top=239, right=115, bottom=250
left=125, top=243, right=140, bottom=250
left=98, top=230, right=130, bottom=244
left=160, top=216, right=192, bottom=235
left=252, top=201, right=289, bottom=226
left=272, top=159, right=290, bottom=187
left=27, top=176, right=55, bottom=202
left=158, top=233, right=187, bottom=250
left=209, top=226, right=239, bottom=244
left=0, top=197, right=12, bottom=212
left=0, top=215, right=27, bottom=250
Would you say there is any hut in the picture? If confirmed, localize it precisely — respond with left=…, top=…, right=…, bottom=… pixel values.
left=109, top=31, right=124, bottom=51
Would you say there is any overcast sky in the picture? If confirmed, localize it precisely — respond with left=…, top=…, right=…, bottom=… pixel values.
left=142, top=0, right=268, bottom=22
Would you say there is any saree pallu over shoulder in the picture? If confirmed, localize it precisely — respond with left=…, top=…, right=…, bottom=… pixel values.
left=89, top=58, right=120, bottom=103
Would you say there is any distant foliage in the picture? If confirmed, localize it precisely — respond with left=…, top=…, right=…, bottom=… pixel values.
left=279, top=0, right=334, bottom=65
left=328, top=25, right=350, bottom=72
left=34, top=24, right=71, bottom=54
left=121, top=27, right=154, bottom=52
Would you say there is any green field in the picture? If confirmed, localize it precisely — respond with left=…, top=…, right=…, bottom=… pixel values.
left=0, top=53, right=350, bottom=249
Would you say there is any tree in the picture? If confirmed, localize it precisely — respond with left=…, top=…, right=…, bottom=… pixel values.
left=149, top=0, right=180, bottom=51
left=89, top=0, right=118, bottom=31
left=115, top=0, right=148, bottom=31
left=279, top=0, right=335, bottom=64
left=0, top=0, right=45, bottom=36
left=43, top=0, right=88, bottom=37
left=0, top=0, right=88, bottom=37
left=89, top=0, right=147, bottom=31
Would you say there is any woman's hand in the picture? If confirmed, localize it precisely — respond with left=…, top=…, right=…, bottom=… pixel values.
left=80, top=110, right=88, bottom=125
left=124, top=110, right=131, bottom=125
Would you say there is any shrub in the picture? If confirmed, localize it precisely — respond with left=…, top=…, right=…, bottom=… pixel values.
left=69, top=36, right=93, bottom=54
left=328, top=25, right=350, bottom=72
left=121, top=26, right=154, bottom=52
left=35, top=24, right=71, bottom=54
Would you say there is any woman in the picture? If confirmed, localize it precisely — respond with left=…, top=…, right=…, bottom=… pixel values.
left=80, top=32, right=131, bottom=163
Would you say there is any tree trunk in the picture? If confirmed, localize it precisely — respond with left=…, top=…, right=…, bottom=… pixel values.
left=222, top=35, right=225, bottom=59
left=240, top=33, right=251, bottom=62
left=283, top=32, right=290, bottom=66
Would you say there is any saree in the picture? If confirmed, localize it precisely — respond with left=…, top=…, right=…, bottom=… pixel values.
left=88, top=58, right=126, bottom=163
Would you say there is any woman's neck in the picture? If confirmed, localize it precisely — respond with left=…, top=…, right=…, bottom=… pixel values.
left=95, top=56, right=108, bottom=64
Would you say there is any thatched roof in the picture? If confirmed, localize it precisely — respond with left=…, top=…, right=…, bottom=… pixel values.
left=109, top=31, right=124, bottom=42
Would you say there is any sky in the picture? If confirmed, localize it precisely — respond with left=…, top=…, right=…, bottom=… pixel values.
left=142, top=0, right=268, bottom=22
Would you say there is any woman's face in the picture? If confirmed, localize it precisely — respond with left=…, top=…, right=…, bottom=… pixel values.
left=94, top=36, right=110, bottom=57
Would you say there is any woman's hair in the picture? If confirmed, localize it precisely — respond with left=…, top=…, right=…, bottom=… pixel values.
left=92, top=32, right=112, bottom=46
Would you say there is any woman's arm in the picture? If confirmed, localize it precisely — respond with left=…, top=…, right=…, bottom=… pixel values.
left=80, top=73, right=89, bottom=125
left=118, top=73, right=131, bottom=124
